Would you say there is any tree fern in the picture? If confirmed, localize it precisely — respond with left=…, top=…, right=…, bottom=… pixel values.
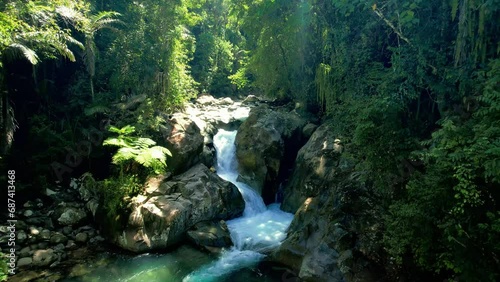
left=103, top=125, right=171, bottom=175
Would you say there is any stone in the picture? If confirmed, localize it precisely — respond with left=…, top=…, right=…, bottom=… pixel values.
left=196, top=94, right=216, bottom=105
left=53, top=243, right=65, bottom=252
left=29, top=226, right=40, bottom=236
left=282, top=123, right=343, bottom=213
left=26, top=216, right=51, bottom=227
left=272, top=122, right=385, bottom=282
left=242, top=95, right=260, bottom=104
left=187, top=220, right=233, bottom=252
left=89, top=235, right=105, bottom=245
left=19, top=246, right=31, bottom=258
left=50, top=232, right=68, bottom=245
left=23, top=210, right=34, bottom=217
left=62, top=226, right=73, bottom=236
left=58, top=207, right=87, bottom=226
left=37, top=242, right=49, bottom=249
left=75, top=232, right=88, bottom=244
left=33, top=249, right=57, bottom=267
left=17, top=230, right=27, bottom=243
left=107, top=164, right=244, bottom=252
left=235, top=105, right=306, bottom=202
left=157, top=113, right=204, bottom=174
left=17, top=257, right=33, bottom=267
left=66, top=240, right=78, bottom=250
left=302, top=123, right=318, bottom=139
left=16, top=220, right=27, bottom=230
left=40, top=229, right=51, bottom=241
left=219, top=97, right=234, bottom=105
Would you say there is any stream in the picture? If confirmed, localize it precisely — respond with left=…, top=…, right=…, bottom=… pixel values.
left=64, top=129, right=294, bottom=282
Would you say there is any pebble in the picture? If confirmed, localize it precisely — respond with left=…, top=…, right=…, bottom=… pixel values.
left=29, top=226, right=40, bottom=235
left=23, top=210, right=34, bottom=217
left=40, top=229, right=51, bottom=241
left=17, top=230, right=27, bottom=243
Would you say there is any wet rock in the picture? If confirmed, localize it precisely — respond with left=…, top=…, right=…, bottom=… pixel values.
left=219, top=97, right=234, bottom=105
left=242, top=94, right=260, bottom=104
left=109, top=164, right=244, bottom=252
left=187, top=220, right=233, bottom=252
left=196, top=94, right=217, bottom=105
left=33, top=249, right=57, bottom=267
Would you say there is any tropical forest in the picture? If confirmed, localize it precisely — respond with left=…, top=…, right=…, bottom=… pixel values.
left=0, top=0, right=499, bottom=281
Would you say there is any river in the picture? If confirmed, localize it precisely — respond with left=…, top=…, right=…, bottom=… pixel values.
left=64, top=129, right=293, bottom=282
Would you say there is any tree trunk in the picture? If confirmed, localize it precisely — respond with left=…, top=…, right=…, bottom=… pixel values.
left=90, top=76, right=95, bottom=102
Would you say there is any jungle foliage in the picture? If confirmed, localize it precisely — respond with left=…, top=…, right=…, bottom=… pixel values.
left=1, top=0, right=499, bottom=280
left=234, top=0, right=500, bottom=280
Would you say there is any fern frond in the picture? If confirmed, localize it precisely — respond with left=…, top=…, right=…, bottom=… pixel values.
left=7, top=43, right=39, bottom=65
left=112, top=147, right=139, bottom=164
left=103, top=137, right=129, bottom=148
left=108, top=125, right=135, bottom=135
left=134, top=138, right=157, bottom=148
left=84, top=105, right=110, bottom=116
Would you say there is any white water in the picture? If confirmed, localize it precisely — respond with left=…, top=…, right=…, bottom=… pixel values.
left=183, top=129, right=294, bottom=281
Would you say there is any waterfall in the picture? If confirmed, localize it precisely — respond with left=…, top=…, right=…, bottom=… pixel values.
left=183, top=129, right=294, bottom=281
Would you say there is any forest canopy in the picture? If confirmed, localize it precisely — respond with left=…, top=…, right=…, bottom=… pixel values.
left=1, top=0, right=499, bottom=280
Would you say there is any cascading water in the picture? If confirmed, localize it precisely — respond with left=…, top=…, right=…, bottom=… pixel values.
left=183, top=129, right=294, bottom=281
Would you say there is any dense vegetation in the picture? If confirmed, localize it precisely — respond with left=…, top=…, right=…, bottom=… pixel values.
left=1, top=0, right=498, bottom=280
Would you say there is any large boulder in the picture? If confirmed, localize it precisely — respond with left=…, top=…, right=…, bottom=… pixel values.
left=235, top=105, right=306, bottom=203
left=158, top=113, right=204, bottom=174
left=281, top=123, right=343, bottom=213
left=272, top=122, right=385, bottom=282
left=108, top=164, right=244, bottom=252
left=187, top=220, right=233, bottom=253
